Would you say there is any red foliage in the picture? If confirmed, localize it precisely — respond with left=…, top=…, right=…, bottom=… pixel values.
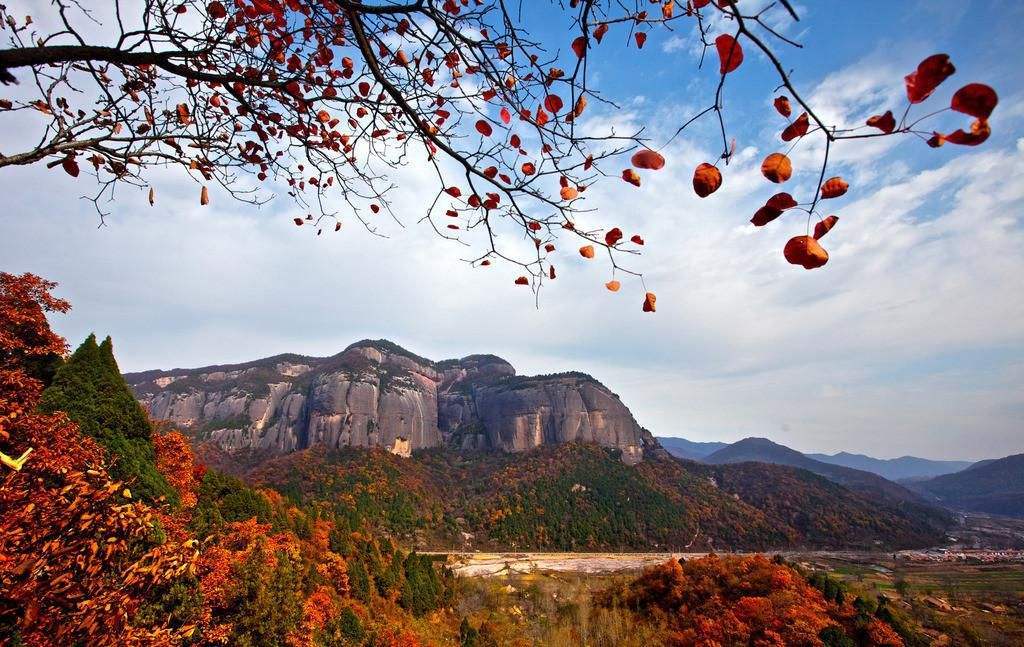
left=612, top=554, right=902, bottom=647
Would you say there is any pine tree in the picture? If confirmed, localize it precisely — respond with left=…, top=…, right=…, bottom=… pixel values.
left=40, top=334, right=177, bottom=505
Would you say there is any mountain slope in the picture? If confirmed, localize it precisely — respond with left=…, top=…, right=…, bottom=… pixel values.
left=909, top=453, right=1024, bottom=517
left=655, top=436, right=728, bottom=461
left=227, top=443, right=949, bottom=551
left=126, top=339, right=656, bottom=463
left=701, top=436, right=950, bottom=539
left=806, top=451, right=972, bottom=481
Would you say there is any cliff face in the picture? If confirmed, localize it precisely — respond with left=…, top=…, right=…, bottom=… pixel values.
left=126, top=340, right=655, bottom=463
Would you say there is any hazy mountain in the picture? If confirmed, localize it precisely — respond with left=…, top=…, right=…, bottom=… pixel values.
left=656, top=436, right=728, bottom=461
left=703, top=437, right=941, bottom=510
left=908, top=453, right=1024, bottom=517
left=806, top=451, right=973, bottom=481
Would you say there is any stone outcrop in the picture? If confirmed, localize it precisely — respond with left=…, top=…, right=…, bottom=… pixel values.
left=126, top=340, right=656, bottom=462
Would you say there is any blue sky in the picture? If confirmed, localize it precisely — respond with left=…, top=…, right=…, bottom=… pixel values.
left=1, top=0, right=1022, bottom=460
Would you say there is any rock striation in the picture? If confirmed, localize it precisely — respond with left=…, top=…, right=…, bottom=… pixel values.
left=126, top=340, right=656, bottom=463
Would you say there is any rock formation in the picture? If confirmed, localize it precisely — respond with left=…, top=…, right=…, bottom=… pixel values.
left=126, top=340, right=656, bottom=463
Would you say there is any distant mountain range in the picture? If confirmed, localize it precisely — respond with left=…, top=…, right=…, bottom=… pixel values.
left=655, top=436, right=727, bottom=461
left=657, top=435, right=974, bottom=480
left=658, top=435, right=1023, bottom=519
left=907, top=453, right=1024, bottom=517
left=807, top=452, right=973, bottom=481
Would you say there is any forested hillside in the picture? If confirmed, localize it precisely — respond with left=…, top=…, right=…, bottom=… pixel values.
left=236, top=443, right=950, bottom=552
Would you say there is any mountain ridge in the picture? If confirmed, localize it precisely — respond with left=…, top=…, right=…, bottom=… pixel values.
left=126, top=338, right=657, bottom=463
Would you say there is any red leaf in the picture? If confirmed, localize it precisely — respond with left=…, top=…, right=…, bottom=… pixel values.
left=630, top=234, right=644, bottom=245
left=294, top=218, right=304, bottom=226
left=475, top=120, right=493, bottom=136
left=813, top=215, right=839, bottom=240
left=760, top=153, right=792, bottom=183
left=622, top=168, right=641, bottom=187
left=773, top=96, right=792, bottom=118
left=715, top=34, right=743, bottom=74
left=631, top=149, right=665, bottom=170
left=866, top=110, right=896, bottom=134
left=820, top=177, right=848, bottom=199
left=571, top=36, right=587, bottom=58
left=750, top=206, right=782, bottom=227
left=605, top=227, right=623, bottom=246
left=61, top=157, right=80, bottom=178
left=514, top=276, right=529, bottom=285
left=544, top=94, right=564, bottom=114
left=766, top=192, right=797, bottom=210
left=635, top=32, right=648, bottom=49
left=781, top=112, right=809, bottom=141
left=944, top=118, right=991, bottom=146
left=594, top=23, right=609, bottom=43
left=500, top=107, right=511, bottom=124
left=642, top=292, right=657, bottom=313
left=206, top=1, right=227, bottom=19
left=905, top=54, right=955, bottom=104
left=784, top=235, right=829, bottom=269
left=445, top=186, right=462, bottom=198
left=951, top=83, right=998, bottom=119
left=692, top=162, right=722, bottom=197
left=579, top=245, right=595, bottom=258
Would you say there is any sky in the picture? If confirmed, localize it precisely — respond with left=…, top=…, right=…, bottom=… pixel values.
left=2, top=1, right=1022, bottom=461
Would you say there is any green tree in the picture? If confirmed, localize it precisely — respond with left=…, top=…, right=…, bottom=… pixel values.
left=40, top=334, right=177, bottom=504
left=228, top=543, right=304, bottom=647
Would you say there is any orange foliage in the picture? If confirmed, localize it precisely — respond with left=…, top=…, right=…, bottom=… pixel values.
left=152, top=428, right=200, bottom=509
left=611, top=554, right=901, bottom=647
left=0, top=273, right=199, bottom=646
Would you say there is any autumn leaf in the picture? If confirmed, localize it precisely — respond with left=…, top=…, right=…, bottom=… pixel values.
left=813, top=215, right=838, bottom=239
left=715, top=34, right=744, bottom=74
left=571, top=36, right=587, bottom=58
left=944, top=118, right=991, bottom=146
left=606, top=280, right=621, bottom=292
left=605, top=227, right=623, bottom=246
left=866, top=110, right=896, bottom=134
left=207, top=1, right=227, bottom=19
left=820, top=176, right=848, bottom=199
left=594, top=23, right=609, bottom=43
left=642, top=292, right=657, bottom=313
left=579, top=245, right=595, bottom=258
left=61, top=157, right=80, bottom=178
left=522, top=162, right=537, bottom=176
left=905, top=54, right=955, bottom=104
left=514, top=276, right=529, bottom=285
left=781, top=112, right=809, bottom=141
left=630, top=234, right=644, bottom=245
left=773, top=96, right=792, bottom=118
left=200, top=185, right=209, bottom=205
left=500, top=106, right=511, bottom=124
left=760, top=153, right=792, bottom=183
left=475, top=120, right=493, bottom=136
left=631, top=149, right=665, bottom=170
left=766, top=192, right=797, bottom=210
left=622, top=168, right=641, bottom=187
left=560, top=186, right=578, bottom=200
left=751, top=206, right=782, bottom=227
left=951, top=83, right=998, bottom=119
left=544, top=94, right=563, bottom=114
left=445, top=186, right=462, bottom=197
left=635, top=32, right=648, bottom=49
left=148, top=187, right=155, bottom=206
left=692, top=162, right=722, bottom=197
left=784, top=235, right=829, bottom=269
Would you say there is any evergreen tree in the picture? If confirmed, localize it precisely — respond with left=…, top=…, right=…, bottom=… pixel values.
left=40, top=334, right=177, bottom=505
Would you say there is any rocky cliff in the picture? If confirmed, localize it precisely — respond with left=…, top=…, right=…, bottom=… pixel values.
left=126, top=340, right=656, bottom=463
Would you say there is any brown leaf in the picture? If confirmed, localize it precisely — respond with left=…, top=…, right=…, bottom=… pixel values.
left=760, top=153, right=792, bottom=183
left=692, top=162, right=722, bottom=197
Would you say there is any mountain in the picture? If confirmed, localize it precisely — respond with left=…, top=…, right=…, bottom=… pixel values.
left=908, top=453, right=1024, bottom=517
left=126, top=339, right=656, bottom=464
left=655, top=436, right=728, bottom=461
left=703, top=437, right=943, bottom=515
left=806, top=451, right=973, bottom=481
left=220, top=443, right=948, bottom=551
